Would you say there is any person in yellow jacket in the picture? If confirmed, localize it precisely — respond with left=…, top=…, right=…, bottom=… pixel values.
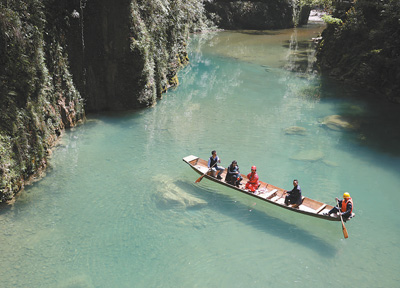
left=325, top=192, right=353, bottom=221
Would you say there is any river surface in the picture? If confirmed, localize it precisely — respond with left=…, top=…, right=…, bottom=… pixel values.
left=1, top=21, right=400, bottom=288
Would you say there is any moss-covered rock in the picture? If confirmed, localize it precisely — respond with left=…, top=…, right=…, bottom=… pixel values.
left=0, top=0, right=212, bottom=201
left=0, top=1, right=85, bottom=201
left=72, top=0, right=212, bottom=111
left=316, top=0, right=400, bottom=102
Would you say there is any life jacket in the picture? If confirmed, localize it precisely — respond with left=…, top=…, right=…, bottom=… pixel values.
left=341, top=197, right=353, bottom=213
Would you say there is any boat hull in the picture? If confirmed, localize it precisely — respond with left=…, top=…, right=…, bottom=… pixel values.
left=183, top=155, right=344, bottom=222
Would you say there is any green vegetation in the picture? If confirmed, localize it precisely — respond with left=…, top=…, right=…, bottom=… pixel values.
left=204, top=0, right=309, bottom=29
left=321, top=14, right=342, bottom=25
left=129, top=0, right=213, bottom=102
left=0, top=0, right=212, bottom=201
left=0, top=0, right=84, bottom=201
left=316, top=0, right=400, bottom=100
left=3, top=0, right=397, bottom=203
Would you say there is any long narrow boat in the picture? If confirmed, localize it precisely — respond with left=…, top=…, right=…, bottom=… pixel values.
left=183, top=155, right=349, bottom=222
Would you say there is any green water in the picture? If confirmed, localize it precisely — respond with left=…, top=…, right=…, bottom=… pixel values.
left=1, top=22, right=400, bottom=288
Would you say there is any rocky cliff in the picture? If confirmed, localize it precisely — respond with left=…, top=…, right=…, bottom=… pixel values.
left=0, top=0, right=211, bottom=201
left=316, top=0, right=400, bottom=103
left=0, top=0, right=85, bottom=201
left=0, top=0, right=309, bottom=202
left=70, top=0, right=210, bottom=111
left=204, top=0, right=310, bottom=29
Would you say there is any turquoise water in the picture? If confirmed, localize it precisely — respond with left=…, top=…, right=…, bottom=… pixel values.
left=1, top=23, right=400, bottom=287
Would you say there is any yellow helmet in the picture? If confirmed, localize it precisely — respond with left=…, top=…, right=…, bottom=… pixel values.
left=343, top=192, right=350, bottom=198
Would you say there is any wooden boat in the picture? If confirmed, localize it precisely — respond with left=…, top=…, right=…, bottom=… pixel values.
left=183, top=155, right=351, bottom=222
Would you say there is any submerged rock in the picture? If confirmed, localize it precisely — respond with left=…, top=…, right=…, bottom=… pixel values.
left=322, top=160, right=339, bottom=167
left=338, top=103, right=365, bottom=116
left=284, top=126, right=307, bottom=136
left=57, top=274, right=94, bottom=288
left=154, top=175, right=207, bottom=209
left=290, top=149, right=324, bottom=162
left=321, top=115, right=360, bottom=131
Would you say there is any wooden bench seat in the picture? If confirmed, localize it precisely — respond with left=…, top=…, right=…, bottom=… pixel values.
left=316, top=204, right=327, bottom=214
left=258, top=189, right=277, bottom=199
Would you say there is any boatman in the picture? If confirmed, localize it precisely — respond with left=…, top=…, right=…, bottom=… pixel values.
left=245, top=166, right=260, bottom=192
left=208, top=150, right=224, bottom=180
left=284, top=179, right=302, bottom=206
left=325, top=192, right=353, bottom=222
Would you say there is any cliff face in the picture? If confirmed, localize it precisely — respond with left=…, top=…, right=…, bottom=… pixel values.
left=0, top=0, right=306, bottom=202
left=83, top=0, right=144, bottom=111
left=204, top=0, right=310, bottom=29
left=0, top=0, right=85, bottom=201
left=316, top=0, right=400, bottom=103
left=0, top=0, right=209, bottom=201
left=67, top=0, right=210, bottom=112
left=78, top=0, right=311, bottom=111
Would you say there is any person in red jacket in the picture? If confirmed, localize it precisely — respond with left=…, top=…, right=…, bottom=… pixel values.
left=245, top=166, right=259, bottom=192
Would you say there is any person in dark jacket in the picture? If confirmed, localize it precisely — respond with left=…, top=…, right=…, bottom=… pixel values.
left=225, top=160, right=242, bottom=187
left=284, top=179, right=302, bottom=206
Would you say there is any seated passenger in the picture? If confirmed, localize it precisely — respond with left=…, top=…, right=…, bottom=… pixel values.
left=225, top=160, right=242, bottom=187
left=245, top=166, right=259, bottom=192
left=284, top=179, right=302, bottom=206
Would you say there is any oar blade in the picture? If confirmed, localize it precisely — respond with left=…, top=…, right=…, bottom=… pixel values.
left=342, top=224, right=349, bottom=239
left=336, top=200, right=349, bottom=239
left=195, top=165, right=214, bottom=183
left=195, top=175, right=204, bottom=183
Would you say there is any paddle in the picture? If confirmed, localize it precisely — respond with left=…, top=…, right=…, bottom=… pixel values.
left=337, top=199, right=349, bottom=239
left=195, top=162, right=217, bottom=183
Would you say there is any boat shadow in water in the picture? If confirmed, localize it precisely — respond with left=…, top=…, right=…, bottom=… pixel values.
left=175, top=179, right=337, bottom=258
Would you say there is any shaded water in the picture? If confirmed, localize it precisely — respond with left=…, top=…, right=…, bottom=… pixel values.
left=1, top=22, right=400, bottom=287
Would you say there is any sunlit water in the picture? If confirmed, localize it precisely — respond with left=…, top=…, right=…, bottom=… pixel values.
left=1, top=21, right=400, bottom=288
